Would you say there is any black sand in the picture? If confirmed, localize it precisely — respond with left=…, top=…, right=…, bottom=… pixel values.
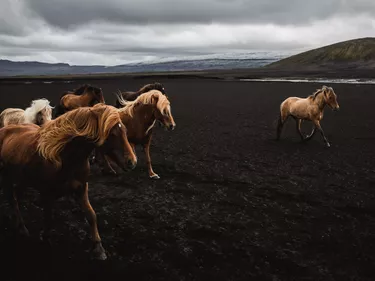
left=0, top=77, right=374, bottom=281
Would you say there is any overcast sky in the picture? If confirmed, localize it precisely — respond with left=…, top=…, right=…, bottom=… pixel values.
left=1, top=0, right=375, bottom=65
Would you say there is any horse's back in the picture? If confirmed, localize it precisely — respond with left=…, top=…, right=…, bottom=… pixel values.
left=0, top=124, right=39, bottom=163
left=0, top=108, right=25, bottom=127
left=280, top=96, right=314, bottom=119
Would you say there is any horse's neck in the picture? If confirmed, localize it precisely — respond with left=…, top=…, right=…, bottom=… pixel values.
left=80, top=93, right=92, bottom=106
left=24, top=108, right=36, bottom=124
left=314, top=94, right=326, bottom=110
left=61, top=137, right=95, bottom=165
left=123, top=104, right=156, bottom=133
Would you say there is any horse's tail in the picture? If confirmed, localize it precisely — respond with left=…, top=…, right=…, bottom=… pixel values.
left=276, top=111, right=284, bottom=140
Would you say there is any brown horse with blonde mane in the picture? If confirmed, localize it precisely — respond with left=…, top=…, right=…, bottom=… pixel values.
left=0, top=104, right=137, bottom=260
left=96, top=89, right=175, bottom=179
left=54, top=84, right=105, bottom=117
left=277, top=85, right=340, bottom=147
left=115, top=82, right=166, bottom=108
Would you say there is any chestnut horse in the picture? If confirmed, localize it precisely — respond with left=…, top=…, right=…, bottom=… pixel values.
left=54, top=84, right=105, bottom=117
left=277, top=85, right=340, bottom=147
left=0, top=98, right=53, bottom=127
left=97, top=90, right=175, bottom=179
left=115, top=82, right=166, bottom=108
left=0, top=104, right=137, bottom=260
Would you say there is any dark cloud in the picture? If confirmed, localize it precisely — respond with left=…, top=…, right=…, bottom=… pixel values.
left=24, top=0, right=375, bottom=29
left=1, top=0, right=375, bottom=65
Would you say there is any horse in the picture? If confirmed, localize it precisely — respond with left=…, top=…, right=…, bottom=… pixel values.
left=96, top=89, right=175, bottom=179
left=0, top=104, right=137, bottom=260
left=0, top=98, right=53, bottom=127
left=54, top=84, right=105, bottom=117
left=115, top=82, right=166, bottom=108
left=276, top=85, right=340, bottom=147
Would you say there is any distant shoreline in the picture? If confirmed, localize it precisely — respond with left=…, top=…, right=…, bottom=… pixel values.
left=1, top=66, right=375, bottom=83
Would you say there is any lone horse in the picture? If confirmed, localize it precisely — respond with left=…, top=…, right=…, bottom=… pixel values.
left=97, top=90, right=175, bottom=179
left=115, top=82, right=166, bottom=108
left=277, top=85, right=340, bottom=147
left=54, top=84, right=105, bottom=117
left=0, top=98, right=53, bottom=127
left=0, top=104, right=137, bottom=260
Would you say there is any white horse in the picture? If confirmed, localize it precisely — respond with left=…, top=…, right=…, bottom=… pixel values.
left=0, top=98, right=54, bottom=127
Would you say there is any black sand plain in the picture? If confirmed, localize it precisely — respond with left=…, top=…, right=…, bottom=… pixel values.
left=0, top=74, right=374, bottom=281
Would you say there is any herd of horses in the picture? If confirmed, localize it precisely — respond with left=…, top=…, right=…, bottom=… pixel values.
left=0, top=82, right=338, bottom=260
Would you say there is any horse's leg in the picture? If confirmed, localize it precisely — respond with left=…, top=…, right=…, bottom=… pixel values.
left=4, top=183, right=29, bottom=236
left=131, top=143, right=136, bottom=154
left=143, top=137, right=159, bottom=179
left=303, top=126, right=317, bottom=142
left=313, top=120, right=330, bottom=147
left=294, top=118, right=304, bottom=141
left=80, top=182, right=107, bottom=260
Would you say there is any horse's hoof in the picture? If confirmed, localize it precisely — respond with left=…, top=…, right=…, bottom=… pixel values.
left=150, top=174, right=160, bottom=180
left=19, top=226, right=30, bottom=237
left=94, top=251, right=107, bottom=261
left=326, top=143, right=331, bottom=148
left=93, top=242, right=107, bottom=260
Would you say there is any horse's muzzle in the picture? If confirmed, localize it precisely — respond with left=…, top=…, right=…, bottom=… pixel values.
left=334, top=106, right=340, bottom=111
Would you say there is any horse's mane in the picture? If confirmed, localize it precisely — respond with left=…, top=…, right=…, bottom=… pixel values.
left=24, top=98, right=53, bottom=124
left=117, top=90, right=170, bottom=118
left=37, top=104, right=120, bottom=167
left=308, top=88, right=323, bottom=100
left=74, top=84, right=90, bottom=95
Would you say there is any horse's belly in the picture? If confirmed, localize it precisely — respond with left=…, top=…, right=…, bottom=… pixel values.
left=289, top=102, right=310, bottom=119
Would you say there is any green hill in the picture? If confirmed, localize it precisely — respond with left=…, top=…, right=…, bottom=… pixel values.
left=267, top=37, right=375, bottom=69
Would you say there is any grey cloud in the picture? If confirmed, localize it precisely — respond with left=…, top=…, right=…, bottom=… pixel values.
left=1, top=0, right=375, bottom=66
left=24, top=0, right=373, bottom=29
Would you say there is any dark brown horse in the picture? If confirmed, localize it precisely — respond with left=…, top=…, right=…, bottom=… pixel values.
left=0, top=104, right=137, bottom=260
left=97, top=90, right=175, bottom=179
left=115, top=82, right=166, bottom=108
left=54, top=84, right=105, bottom=117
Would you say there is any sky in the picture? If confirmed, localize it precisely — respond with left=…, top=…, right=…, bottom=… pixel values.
left=1, top=0, right=375, bottom=66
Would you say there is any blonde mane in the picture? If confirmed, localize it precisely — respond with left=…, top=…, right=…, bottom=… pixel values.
left=117, top=90, right=170, bottom=117
left=37, top=104, right=121, bottom=167
left=24, top=98, right=53, bottom=124
left=308, top=88, right=323, bottom=100
left=308, top=86, right=334, bottom=101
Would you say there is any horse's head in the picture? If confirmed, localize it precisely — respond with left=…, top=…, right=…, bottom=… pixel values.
left=25, top=98, right=54, bottom=126
left=150, top=90, right=176, bottom=131
left=36, top=105, right=53, bottom=126
left=152, top=82, right=167, bottom=95
left=87, top=86, right=105, bottom=105
left=322, top=86, right=340, bottom=111
left=92, top=105, right=137, bottom=171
